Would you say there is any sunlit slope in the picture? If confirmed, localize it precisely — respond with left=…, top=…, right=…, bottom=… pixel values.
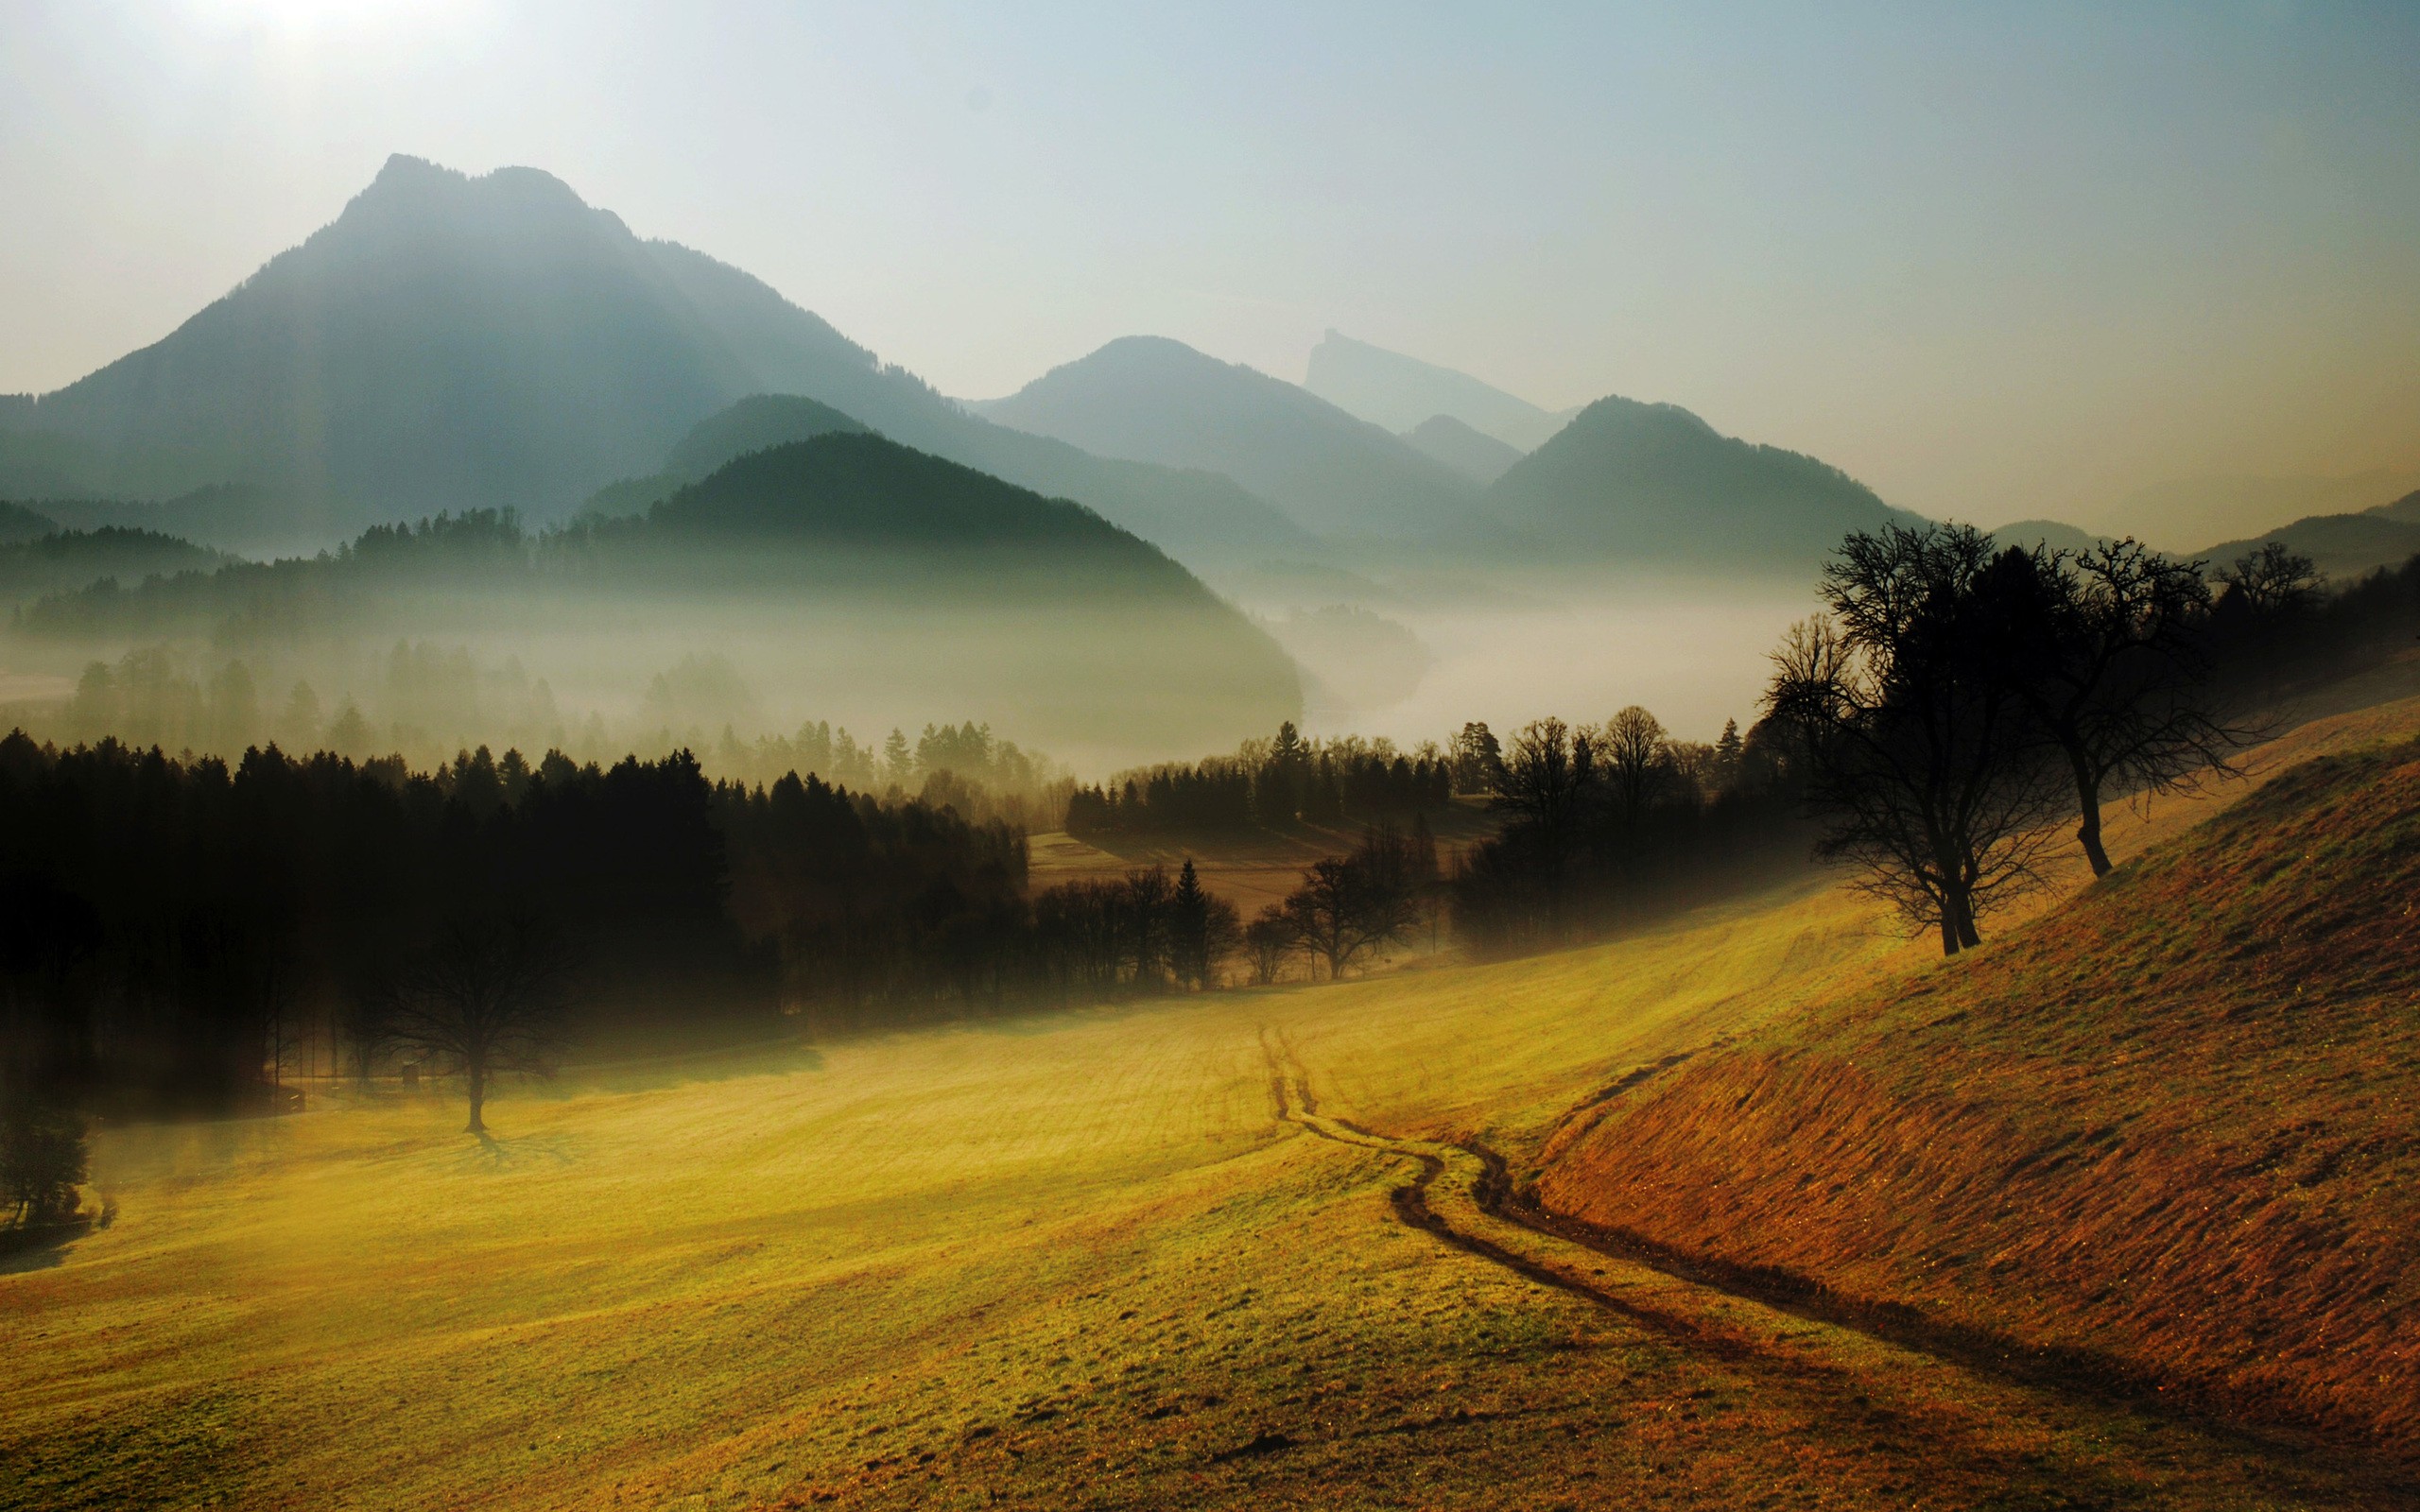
left=3, top=891, right=1910, bottom=1512
left=1540, top=721, right=2420, bottom=1456
left=7, top=707, right=2413, bottom=1509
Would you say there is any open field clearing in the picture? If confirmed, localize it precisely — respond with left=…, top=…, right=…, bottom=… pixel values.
left=7, top=701, right=2417, bottom=1509
left=1027, top=799, right=1499, bottom=920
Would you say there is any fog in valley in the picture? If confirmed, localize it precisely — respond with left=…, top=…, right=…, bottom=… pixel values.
left=9, top=9, right=2420, bottom=1508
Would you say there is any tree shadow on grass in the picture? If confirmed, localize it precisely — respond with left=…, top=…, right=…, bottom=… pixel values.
left=451, top=1131, right=583, bottom=1174
left=0, top=1214, right=95, bottom=1274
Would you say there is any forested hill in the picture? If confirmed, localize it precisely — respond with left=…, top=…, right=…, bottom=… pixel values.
left=0, top=156, right=1317, bottom=570
left=976, top=335, right=1481, bottom=540
left=26, top=433, right=1255, bottom=623
left=1480, top=394, right=1918, bottom=568
left=630, top=433, right=1219, bottom=590
left=20, top=433, right=1304, bottom=754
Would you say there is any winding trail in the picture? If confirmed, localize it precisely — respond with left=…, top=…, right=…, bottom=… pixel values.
left=1257, top=1027, right=2416, bottom=1507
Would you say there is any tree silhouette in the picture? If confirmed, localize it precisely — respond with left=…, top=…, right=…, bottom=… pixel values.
left=1600, top=706, right=1667, bottom=827
left=1982, top=540, right=2239, bottom=874
left=382, top=916, right=577, bottom=1134
left=1244, top=907, right=1294, bottom=986
left=1767, top=524, right=2065, bottom=954
left=2219, top=541, right=2321, bottom=620
left=1167, top=859, right=1241, bottom=989
left=1, top=1095, right=86, bottom=1228
left=1277, top=828, right=1425, bottom=979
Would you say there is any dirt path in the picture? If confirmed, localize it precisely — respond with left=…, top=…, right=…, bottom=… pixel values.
left=1258, top=1029, right=2415, bottom=1509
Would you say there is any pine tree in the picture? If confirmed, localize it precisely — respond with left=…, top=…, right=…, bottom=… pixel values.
left=1169, top=859, right=1210, bottom=989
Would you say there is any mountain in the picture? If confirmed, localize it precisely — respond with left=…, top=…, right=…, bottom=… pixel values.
left=2370, top=489, right=2420, bottom=525
left=2196, top=509, right=2420, bottom=582
left=662, top=395, right=870, bottom=483
left=1478, top=394, right=1916, bottom=567
left=1400, top=414, right=1523, bottom=486
left=637, top=432, right=1216, bottom=577
left=2096, top=470, right=2420, bottom=552
left=0, top=156, right=1315, bottom=571
left=975, top=335, right=1481, bottom=540
left=579, top=394, right=872, bottom=520
left=1989, top=518, right=2110, bottom=556
left=1303, top=331, right=1576, bottom=452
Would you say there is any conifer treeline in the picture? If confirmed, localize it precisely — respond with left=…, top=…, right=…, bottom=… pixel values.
left=1065, top=722, right=1455, bottom=835
left=0, top=734, right=1297, bottom=1125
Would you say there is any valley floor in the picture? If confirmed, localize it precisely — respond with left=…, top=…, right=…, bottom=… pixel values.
left=7, top=703, right=2418, bottom=1510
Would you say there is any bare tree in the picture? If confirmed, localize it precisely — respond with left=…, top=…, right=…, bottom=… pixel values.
left=1122, top=867, right=1175, bottom=990
left=1244, top=907, right=1294, bottom=986
left=383, top=916, right=576, bottom=1134
left=1983, top=540, right=2242, bottom=874
left=1767, top=524, right=2067, bottom=955
left=1490, top=718, right=1596, bottom=921
left=1277, top=828, right=1426, bottom=980
left=1599, top=706, right=1668, bottom=825
left=2219, top=541, right=2322, bottom=619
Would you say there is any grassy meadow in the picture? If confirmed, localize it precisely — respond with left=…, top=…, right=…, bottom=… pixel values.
left=8, top=703, right=2418, bottom=1510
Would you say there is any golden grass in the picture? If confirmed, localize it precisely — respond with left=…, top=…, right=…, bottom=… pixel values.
left=7, top=700, right=2416, bottom=1508
left=1540, top=697, right=2420, bottom=1459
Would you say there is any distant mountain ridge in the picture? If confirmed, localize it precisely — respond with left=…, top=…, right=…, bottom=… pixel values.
left=1304, top=331, right=1577, bottom=452
left=1479, top=394, right=1918, bottom=566
left=0, top=156, right=1316, bottom=571
left=974, top=335, right=1480, bottom=540
left=2196, top=509, right=2420, bottom=583
left=1400, top=414, right=1523, bottom=486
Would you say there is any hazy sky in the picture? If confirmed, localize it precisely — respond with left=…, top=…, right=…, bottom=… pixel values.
left=4, top=2, right=2415, bottom=528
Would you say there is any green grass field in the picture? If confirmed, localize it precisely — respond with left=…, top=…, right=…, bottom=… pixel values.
left=8, top=704, right=2417, bottom=1510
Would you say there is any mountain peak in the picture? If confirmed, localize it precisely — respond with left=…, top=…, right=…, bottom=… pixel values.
left=345, top=154, right=595, bottom=226
left=981, top=333, right=1481, bottom=538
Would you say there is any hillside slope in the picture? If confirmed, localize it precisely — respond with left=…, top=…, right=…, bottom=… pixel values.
left=1481, top=394, right=1918, bottom=568
left=1537, top=735, right=2420, bottom=1454
left=978, top=335, right=1481, bottom=540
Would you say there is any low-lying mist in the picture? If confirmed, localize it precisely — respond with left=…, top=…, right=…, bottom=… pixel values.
left=1242, top=569, right=1818, bottom=747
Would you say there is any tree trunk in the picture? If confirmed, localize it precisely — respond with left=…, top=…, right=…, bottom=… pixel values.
left=464, top=1057, right=487, bottom=1135
left=2067, top=745, right=2113, bottom=876
left=1936, top=881, right=1981, bottom=954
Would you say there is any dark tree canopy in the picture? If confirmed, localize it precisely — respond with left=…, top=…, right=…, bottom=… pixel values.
left=1767, top=524, right=2066, bottom=954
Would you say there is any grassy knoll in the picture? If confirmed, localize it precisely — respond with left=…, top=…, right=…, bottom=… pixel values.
left=5, top=704, right=2415, bottom=1508
left=1541, top=703, right=2420, bottom=1460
